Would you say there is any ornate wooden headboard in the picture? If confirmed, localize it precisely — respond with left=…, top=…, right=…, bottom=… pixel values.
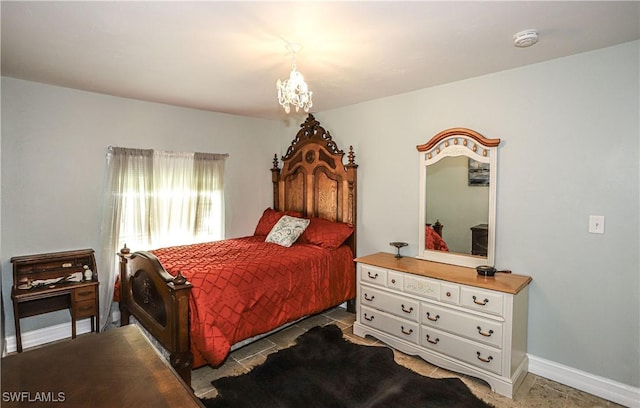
left=271, top=114, right=358, bottom=255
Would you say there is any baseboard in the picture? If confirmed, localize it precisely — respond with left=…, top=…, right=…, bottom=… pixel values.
left=529, top=354, right=640, bottom=408
left=3, top=319, right=94, bottom=355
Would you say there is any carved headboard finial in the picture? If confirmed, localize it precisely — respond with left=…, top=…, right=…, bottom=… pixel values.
left=272, top=154, right=279, bottom=170
left=347, top=146, right=356, bottom=166
left=301, top=113, right=320, bottom=132
left=282, top=113, right=343, bottom=161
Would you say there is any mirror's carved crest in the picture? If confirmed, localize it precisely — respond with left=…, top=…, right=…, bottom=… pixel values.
left=417, top=127, right=500, bottom=152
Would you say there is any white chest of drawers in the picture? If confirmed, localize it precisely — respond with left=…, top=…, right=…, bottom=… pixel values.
left=353, top=253, right=532, bottom=398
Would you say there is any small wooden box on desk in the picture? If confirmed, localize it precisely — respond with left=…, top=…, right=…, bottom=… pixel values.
left=11, top=249, right=99, bottom=352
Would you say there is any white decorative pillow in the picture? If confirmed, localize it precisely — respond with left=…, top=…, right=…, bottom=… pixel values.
left=265, top=215, right=310, bottom=247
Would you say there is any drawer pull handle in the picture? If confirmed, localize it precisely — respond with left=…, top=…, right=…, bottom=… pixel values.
left=477, top=326, right=494, bottom=337
left=426, top=335, right=439, bottom=344
left=367, top=271, right=379, bottom=279
left=391, top=279, right=396, bottom=284
left=401, top=304, right=413, bottom=314
left=476, top=352, right=493, bottom=363
left=446, top=291, right=452, bottom=297
left=472, top=296, right=489, bottom=306
left=364, top=294, right=375, bottom=302
left=364, top=313, right=375, bottom=322
left=400, top=326, right=413, bottom=335
left=426, top=312, right=440, bottom=322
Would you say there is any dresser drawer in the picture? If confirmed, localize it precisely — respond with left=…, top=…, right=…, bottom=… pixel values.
left=420, top=326, right=502, bottom=375
left=439, top=282, right=460, bottom=305
left=460, top=287, right=503, bottom=316
left=361, top=285, right=419, bottom=322
left=387, top=271, right=403, bottom=291
left=360, top=264, right=387, bottom=287
left=74, top=299, right=97, bottom=318
left=73, top=286, right=97, bottom=301
left=404, top=275, right=439, bottom=299
left=421, top=302, right=503, bottom=348
left=360, top=306, right=419, bottom=345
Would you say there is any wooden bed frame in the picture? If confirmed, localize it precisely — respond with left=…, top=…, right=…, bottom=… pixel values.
left=118, top=114, right=357, bottom=385
left=427, top=220, right=443, bottom=238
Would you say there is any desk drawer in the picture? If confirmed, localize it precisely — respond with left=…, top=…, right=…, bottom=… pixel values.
left=73, top=286, right=96, bottom=302
left=74, top=299, right=97, bottom=318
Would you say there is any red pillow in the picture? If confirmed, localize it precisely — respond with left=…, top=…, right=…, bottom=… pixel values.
left=254, top=208, right=303, bottom=236
left=299, top=217, right=354, bottom=249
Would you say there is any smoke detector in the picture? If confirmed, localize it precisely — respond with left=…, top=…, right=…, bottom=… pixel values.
left=513, top=30, right=539, bottom=48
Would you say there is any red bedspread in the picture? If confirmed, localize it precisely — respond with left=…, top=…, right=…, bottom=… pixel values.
left=151, top=236, right=355, bottom=368
left=426, top=225, right=449, bottom=251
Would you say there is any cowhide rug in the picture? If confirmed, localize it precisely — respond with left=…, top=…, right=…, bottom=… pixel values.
left=201, top=324, right=493, bottom=407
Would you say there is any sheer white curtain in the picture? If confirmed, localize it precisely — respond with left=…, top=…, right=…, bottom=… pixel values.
left=193, top=152, right=226, bottom=242
left=151, top=150, right=198, bottom=248
left=98, top=147, right=227, bottom=330
left=150, top=150, right=226, bottom=247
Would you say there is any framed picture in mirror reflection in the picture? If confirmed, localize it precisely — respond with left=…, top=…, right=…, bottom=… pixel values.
left=468, top=158, right=490, bottom=186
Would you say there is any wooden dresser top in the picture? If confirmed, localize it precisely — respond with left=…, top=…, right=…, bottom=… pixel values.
left=355, top=252, right=531, bottom=295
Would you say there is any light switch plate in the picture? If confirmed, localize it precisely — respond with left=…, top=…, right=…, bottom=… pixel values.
left=589, top=215, right=605, bottom=234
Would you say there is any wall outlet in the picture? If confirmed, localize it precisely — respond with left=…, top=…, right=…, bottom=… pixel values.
left=589, top=215, right=605, bottom=234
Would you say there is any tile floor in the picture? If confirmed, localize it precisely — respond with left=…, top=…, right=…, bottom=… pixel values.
left=193, top=308, right=624, bottom=408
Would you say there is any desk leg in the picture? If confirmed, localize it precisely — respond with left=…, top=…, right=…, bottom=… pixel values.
left=95, top=295, right=100, bottom=333
left=71, top=308, right=77, bottom=339
left=13, top=299, right=22, bottom=353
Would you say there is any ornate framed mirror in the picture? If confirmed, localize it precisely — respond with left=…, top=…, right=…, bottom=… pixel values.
left=417, top=128, right=501, bottom=268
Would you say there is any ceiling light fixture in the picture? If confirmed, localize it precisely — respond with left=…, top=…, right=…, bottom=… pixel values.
left=513, top=29, right=539, bottom=48
left=277, top=43, right=313, bottom=114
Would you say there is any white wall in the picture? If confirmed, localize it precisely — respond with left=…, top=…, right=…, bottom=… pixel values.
left=1, top=78, right=279, bottom=334
left=281, top=41, right=639, bottom=389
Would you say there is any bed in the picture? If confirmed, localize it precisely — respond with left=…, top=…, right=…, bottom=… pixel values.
left=117, top=114, right=358, bottom=385
left=426, top=221, right=448, bottom=251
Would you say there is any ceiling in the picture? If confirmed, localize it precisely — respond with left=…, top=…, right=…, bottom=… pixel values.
left=2, top=1, right=639, bottom=120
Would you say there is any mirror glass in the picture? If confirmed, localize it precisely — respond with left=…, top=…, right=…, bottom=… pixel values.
left=426, top=156, right=489, bottom=254
left=417, top=129, right=500, bottom=268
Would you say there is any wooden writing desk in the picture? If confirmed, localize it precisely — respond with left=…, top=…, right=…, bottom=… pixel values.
left=1, top=325, right=204, bottom=408
left=11, top=249, right=100, bottom=352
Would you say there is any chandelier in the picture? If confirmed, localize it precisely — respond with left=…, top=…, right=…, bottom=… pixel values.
left=276, top=43, right=313, bottom=114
